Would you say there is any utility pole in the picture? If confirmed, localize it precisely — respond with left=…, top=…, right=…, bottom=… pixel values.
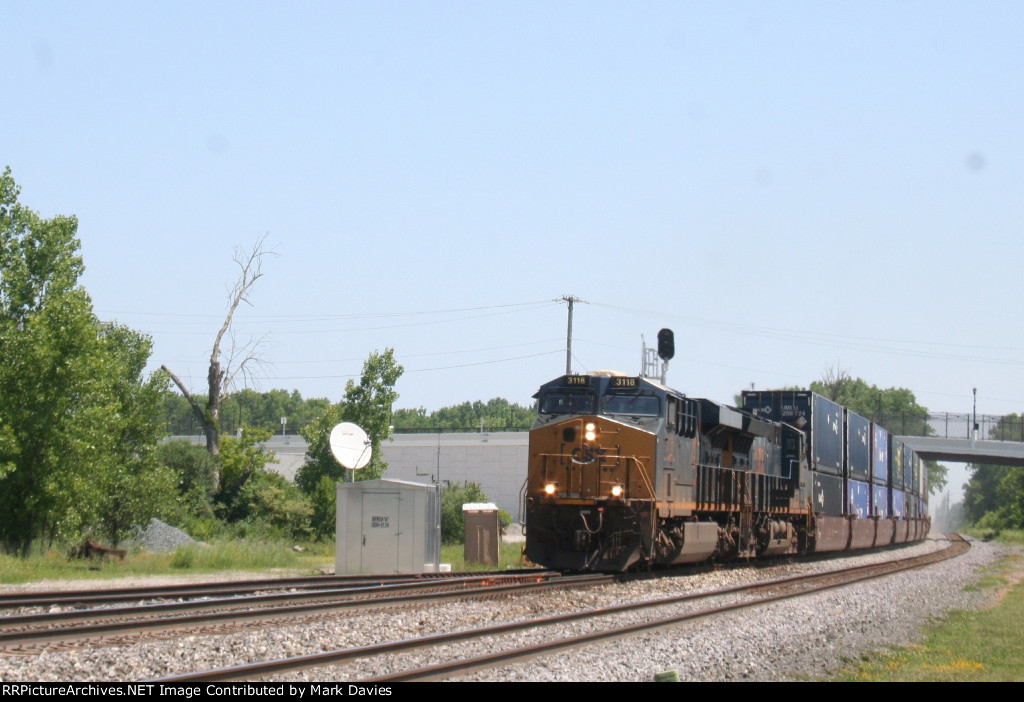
left=972, top=387, right=978, bottom=444
left=559, top=294, right=584, bottom=374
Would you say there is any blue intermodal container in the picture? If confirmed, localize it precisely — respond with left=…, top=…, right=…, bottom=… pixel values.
left=872, top=483, right=889, bottom=518
left=892, top=489, right=905, bottom=518
left=847, top=479, right=870, bottom=518
left=742, top=391, right=843, bottom=475
left=872, top=424, right=889, bottom=485
left=847, top=411, right=871, bottom=481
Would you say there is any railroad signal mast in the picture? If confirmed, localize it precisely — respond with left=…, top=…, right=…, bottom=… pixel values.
left=641, top=328, right=674, bottom=384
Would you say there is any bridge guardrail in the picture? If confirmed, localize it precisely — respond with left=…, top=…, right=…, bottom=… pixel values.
left=868, top=412, right=1024, bottom=443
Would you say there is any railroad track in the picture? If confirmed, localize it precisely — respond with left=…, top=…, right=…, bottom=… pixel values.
left=0, top=570, right=546, bottom=609
left=0, top=571, right=605, bottom=652
left=153, top=535, right=970, bottom=682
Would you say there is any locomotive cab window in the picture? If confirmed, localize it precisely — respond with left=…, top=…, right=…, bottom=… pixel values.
left=602, top=392, right=659, bottom=417
left=539, top=391, right=596, bottom=415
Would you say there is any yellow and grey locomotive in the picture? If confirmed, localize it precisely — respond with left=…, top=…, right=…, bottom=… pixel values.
left=522, top=332, right=930, bottom=572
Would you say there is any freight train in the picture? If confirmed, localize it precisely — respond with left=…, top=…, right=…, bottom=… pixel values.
left=522, top=352, right=929, bottom=571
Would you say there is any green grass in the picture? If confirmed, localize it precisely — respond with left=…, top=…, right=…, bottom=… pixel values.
left=0, top=540, right=335, bottom=585
left=961, top=527, right=1024, bottom=545
left=0, top=539, right=533, bottom=584
left=834, top=552, right=1024, bottom=681
left=441, top=541, right=530, bottom=571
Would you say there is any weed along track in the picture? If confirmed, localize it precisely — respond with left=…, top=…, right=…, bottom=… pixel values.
left=0, top=536, right=1001, bottom=682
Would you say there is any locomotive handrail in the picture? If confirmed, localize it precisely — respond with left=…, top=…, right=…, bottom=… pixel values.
left=629, top=456, right=655, bottom=500
left=517, top=478, right=528, bottom=529
left=627, top=454, right=659, bottom=562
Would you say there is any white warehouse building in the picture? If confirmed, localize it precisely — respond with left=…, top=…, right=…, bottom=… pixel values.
left=381, top=433, right=528, bottom=520
left=252, top=432, right=529, bottom=521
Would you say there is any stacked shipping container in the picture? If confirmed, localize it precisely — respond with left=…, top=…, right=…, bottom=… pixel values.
left=742, top=390, right=929, bottom=548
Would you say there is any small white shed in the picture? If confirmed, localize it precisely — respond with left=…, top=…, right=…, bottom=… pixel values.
left=336, top=478, right=441, bottom=574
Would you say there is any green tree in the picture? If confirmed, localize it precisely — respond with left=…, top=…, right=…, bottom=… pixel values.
left=392, top=398, right=533, bottom=432
left=161, top=392, right=204, bottom=435
left=216, top=426, right=276, bottom=518
left=161, top=388, right=331, bottom=438
left=217, top=388, right=331, bottom=436
left=440, top=481, right=489, bottom=544
left=93, top=449, right=178, bottom=546
left=808, top=370, right=948, bottom=494
left=298, top=349, right=403, bottom=488
left=210, top=426, right=312, bottom=539
left=0, top=168, right=173, bottom=552
left=89, top=324, right=178, bottom=544
left=156, top=439, right=219, bottom=521
left=297, top=349, right=403, bottom=538
left=232, top=469, right=313, bottom=540
left=963, top=463, right=1011, bottom=526
left=307, top=475, right=340, bottom=539
left=963, top=413, right=1024, bottom=529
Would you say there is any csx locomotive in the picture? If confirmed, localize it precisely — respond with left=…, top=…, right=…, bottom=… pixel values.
left=522, top=358, right=929, bottom=571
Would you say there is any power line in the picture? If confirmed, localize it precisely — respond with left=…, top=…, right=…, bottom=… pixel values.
left=587, top=299, right=1024, bottom=363
left=157, top=339, right=566, bottom=366
left=250, top=349, right=564, bottom=380
left=99, top=299, right=557, bottom=322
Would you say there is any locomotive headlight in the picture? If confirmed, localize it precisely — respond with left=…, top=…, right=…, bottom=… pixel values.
left=584, top=422, right=597, bottom=442
left=543, top=483, right=557, bottom=496
left=610, top=484, right=624, bottom=498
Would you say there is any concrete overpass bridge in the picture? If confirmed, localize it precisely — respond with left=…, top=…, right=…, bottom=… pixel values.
left=898, top=436, right=1024, bottom=467
left=892, top=411, right=1024, bottom=466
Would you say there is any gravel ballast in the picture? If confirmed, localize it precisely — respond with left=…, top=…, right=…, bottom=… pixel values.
left=0, top=535, right=1014, bottom=682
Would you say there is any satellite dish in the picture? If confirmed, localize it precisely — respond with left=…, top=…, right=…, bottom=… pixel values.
left=329, top=422, right=371, bottom=470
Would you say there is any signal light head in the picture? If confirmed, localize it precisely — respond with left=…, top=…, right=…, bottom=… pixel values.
left=657, top=328, right=675, bottom=361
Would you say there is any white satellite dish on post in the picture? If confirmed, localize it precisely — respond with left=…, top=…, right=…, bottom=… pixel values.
left=329, top=422, right=371, bottom=471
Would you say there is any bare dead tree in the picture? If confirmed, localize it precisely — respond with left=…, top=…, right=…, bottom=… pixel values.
left=819, top=364, right=851, bottom=401
left=162, top=236, right=277, bottom=480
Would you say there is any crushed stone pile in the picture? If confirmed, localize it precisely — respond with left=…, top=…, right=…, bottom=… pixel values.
left=135, top=518, right=195, bottom=552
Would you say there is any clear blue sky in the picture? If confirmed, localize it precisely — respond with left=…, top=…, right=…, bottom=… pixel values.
left=6, top=2, right=1023, bottom=501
